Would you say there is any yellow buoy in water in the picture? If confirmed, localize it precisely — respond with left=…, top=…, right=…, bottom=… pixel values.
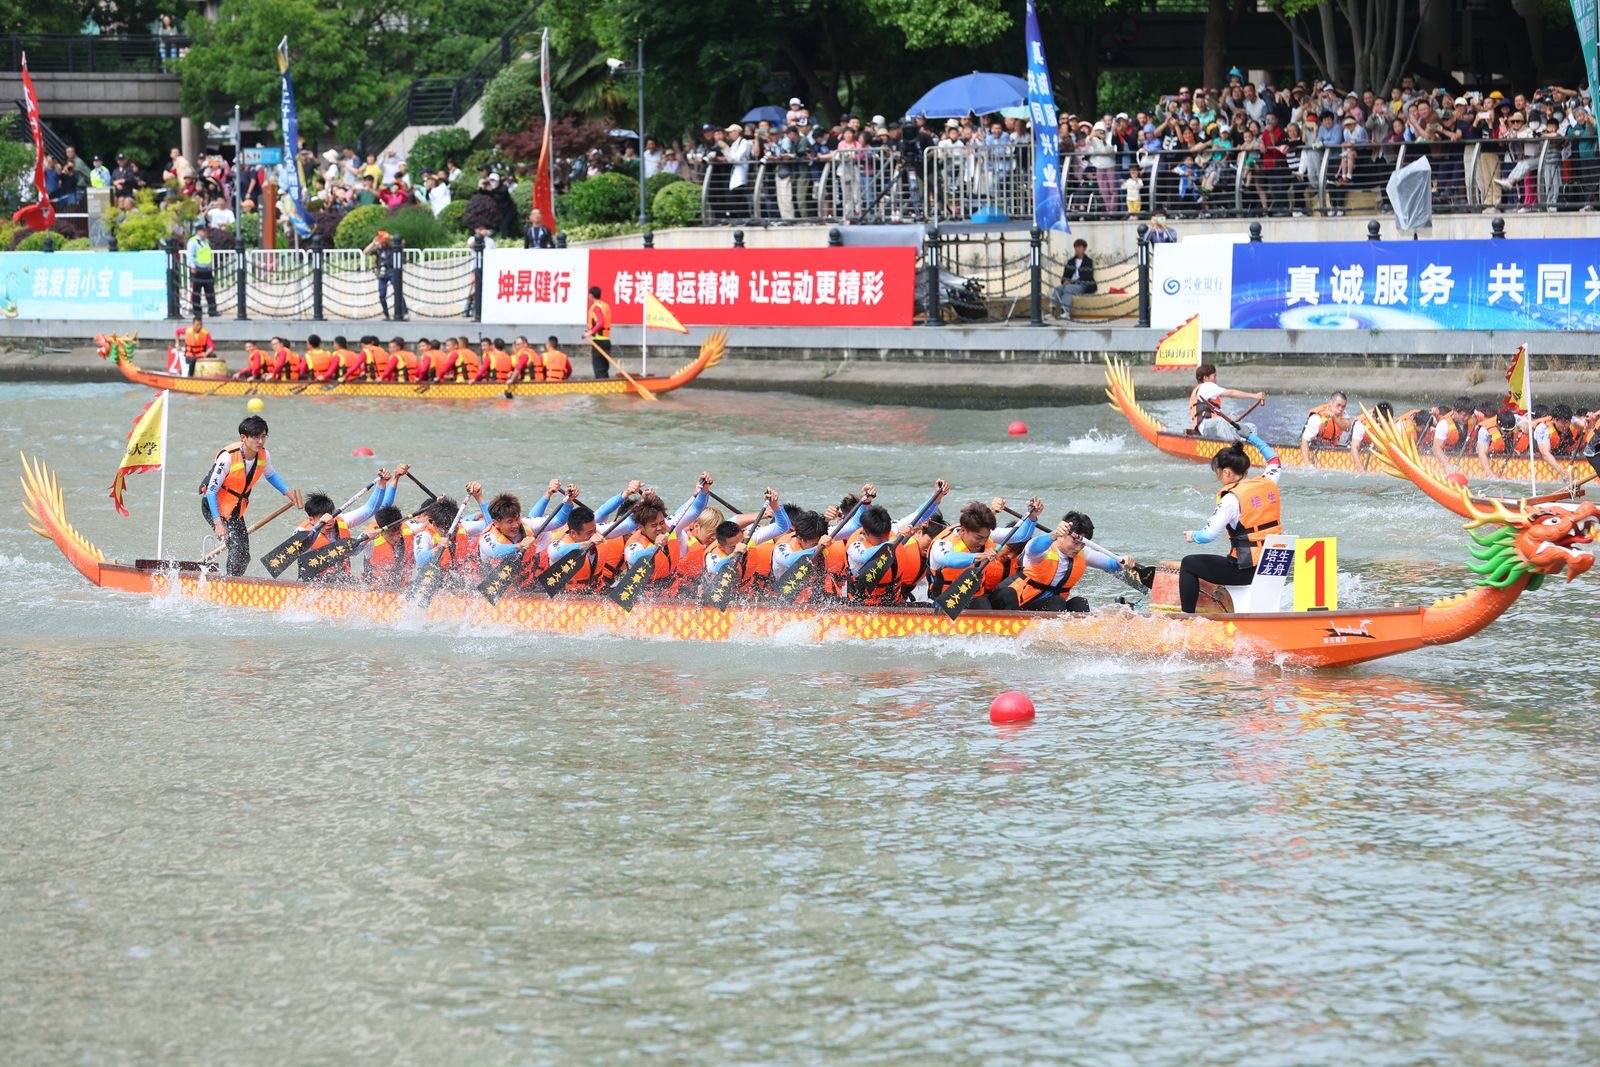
left=246, top=398, right=265, bottom=414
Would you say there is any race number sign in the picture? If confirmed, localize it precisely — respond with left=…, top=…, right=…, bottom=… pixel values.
left=1292, top=537, right=1338, bottom=611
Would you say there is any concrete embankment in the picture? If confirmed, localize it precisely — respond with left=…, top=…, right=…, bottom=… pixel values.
left=4, top=322, right=1599, bottom=407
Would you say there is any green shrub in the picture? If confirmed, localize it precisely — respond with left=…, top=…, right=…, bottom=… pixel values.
left=651, top=181, right=701, bottom=229
left=333, top=204, right=389, bottom=249
left=162, top=195, right=200, bottom=227
left=481, top=60, right=542, bottom=135
left=15, top=230, right=61, bottom=252
left=510, top=179, right=532, bottom=219
left=408, top=127, right=472, bottom=178
left=436, top=199, right=466, bottom=235
left=560, top=222, right=643, bottom=244
left=381, top=204, right=448, bottom=249
left=0, top=221, right=18, bottom=249
left=238, top=211, right=262, bottom=248
left=60, top=237, right=92, bottom=251
left=564, top=172, right=639, bottom=225
left=114, top=209, right=172, bottom=251
left=644, top=171, right=684, bottom=215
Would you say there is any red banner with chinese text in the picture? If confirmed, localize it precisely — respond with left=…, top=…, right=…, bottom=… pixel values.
left=590, top=247, right=915, bottom=327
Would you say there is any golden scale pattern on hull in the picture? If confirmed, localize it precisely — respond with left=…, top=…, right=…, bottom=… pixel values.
left=1103, top=357, right=1579, bottom=484
left=112, top=331, right=726, bottom=400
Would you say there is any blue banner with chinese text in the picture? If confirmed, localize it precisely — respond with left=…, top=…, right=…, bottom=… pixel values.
left=1024, top=0, right=1067, bottom=234
left=1230, top=238, right=1600, bottom=331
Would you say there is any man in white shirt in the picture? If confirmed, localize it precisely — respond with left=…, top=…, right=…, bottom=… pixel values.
left=1189, top=363, right=1273, bottom=456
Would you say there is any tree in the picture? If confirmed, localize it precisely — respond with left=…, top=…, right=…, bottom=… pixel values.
left=177, top=0, right=388, bottom=141
left=1266, top=0, right=1434, bottom=94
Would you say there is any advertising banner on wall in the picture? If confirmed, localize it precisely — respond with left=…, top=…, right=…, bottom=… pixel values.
left=589, top=247, right=917, bottom=327
left=2, top=251, right=168, bottom=319
left=1230, top=238, right=1600, bottom=331
left=1150, top=236, right=1241, bottom=329
left=480, top=248, right=589, bottom=325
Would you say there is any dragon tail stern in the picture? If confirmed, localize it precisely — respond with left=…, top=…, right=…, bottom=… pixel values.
left=20, top=453, right=106, bottom=584
left=665, top=330, right=727, bottom=387
left=1103, top=357, right=1165, bottom=445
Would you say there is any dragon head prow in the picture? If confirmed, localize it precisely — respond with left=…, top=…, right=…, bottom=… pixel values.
left=94, top=333, right=139, bottom=364
left=1103, top=357, right=1165, bottom=443
left=1466, top=499, right=1598, bottom=589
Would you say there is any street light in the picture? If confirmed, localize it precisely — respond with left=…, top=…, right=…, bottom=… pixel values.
left=606, top=38, right=647, bottom=227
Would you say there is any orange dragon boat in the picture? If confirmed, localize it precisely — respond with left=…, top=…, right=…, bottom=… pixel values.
left=104, top=331, right=725, bottom=400
left=1104, top=357, right=1582, bottom=485
left=21, top=452, right=1595, bottom=670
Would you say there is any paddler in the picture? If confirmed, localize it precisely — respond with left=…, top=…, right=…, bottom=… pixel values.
left=327, top=336, right=361, bottom=381
left=473, top=338, right=515, bottom=383
left=1428, top=397, right=1472, bottom=463
left=746, top=509, right=832, bottom=600
left=1189, top=363, right=1273, bottom=458
left=844, top=481, right=948, bottom=604
left=455, top=336, right=482, bottom=382
left=267, top=336, right=305, bottom=381
left=360, top=336, right=389, bottom=380
left=585, top=285, right=613, bottom=379
left=926, top=496, right=1040, bottom=609
left=199, top=415, right=304, bottom=576
left=542, top=482, right=649, bottom=592
left=989, top=511, right=1135, bottom=612
left=476, top=480, right=569, bottom=583
left=304, top=334, right=338, bottom=382
left=541, top=336, right=572, bottom=382
left=1178, top=443, right=1282, bottom=613
left=389, top=338, right=421, bottom=382
left=359, top=504, right=416, bottom=587
left=295, top=465, right=405, bottom=580
left=233, top=340, right=270, bottom=380
left=616, top=476, right=715, bottom=593
left=1346, top=401, right=1394, bottom=469
left=1298, top=391, right=1350, bottom=464
left=180, top=315, right=214, bottom=377
left=1473, top=410, right=1517, bottom=479
left=701, top=489, right=789, bottom=598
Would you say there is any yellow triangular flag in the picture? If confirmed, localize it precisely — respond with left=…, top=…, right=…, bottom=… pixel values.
left=109, top=390, right=166, bottom=516
left=643, top=290, right=689, bottom=334
left=1153, top=314, right=1201, bottom=371
left=1504, top=343, right=1529, bottom=414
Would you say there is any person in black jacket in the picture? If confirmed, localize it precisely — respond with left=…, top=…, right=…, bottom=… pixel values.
left=524, top=208, right=555, bottom=249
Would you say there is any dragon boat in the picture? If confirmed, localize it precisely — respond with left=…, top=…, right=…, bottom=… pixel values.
left=102, top=331, right=725, bottom=400
left=1104, top=358, right=1583, bottom=485
left=21, top=452, right=1595, bottom=670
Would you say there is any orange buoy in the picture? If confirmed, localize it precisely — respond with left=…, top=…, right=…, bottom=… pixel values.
left=353, top=446, right=375, bottom=458
left=1446, top=472, right=1469, bottom=487
left=1007, top=420, right=1028, bottom=436
left=989, top=691, right=1036, bottom=724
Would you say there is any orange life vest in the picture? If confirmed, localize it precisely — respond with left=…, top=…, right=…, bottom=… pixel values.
left=543, top=349, right=571, bottom=381
left=367, top=526, right=414, bottom=582
left=303, top=515, right=352, bottom=554
left=200, top=443, right=266, bottom=520
left=1433, top=416, right=1462, bottom=451
left=306, top=346, right=337, bottom=381
left=587, top=298, right=612, bottom=339
left=430, top=347, right=458, bottom=381
left=485, top=347, right=515, bottom=382
left=1007, top=543, right=1087, bottom=607
left=1513, top=416, right=1558, bottom=455
left=1304, top=401, right=1345, bottom=443
left=927, top=528, right=1012, bottom=597
left=667, top=534, right=709, bottom=595
left=334, top=347, right=363, bottom=380
left=623, top=532, right=675, bottom=585
left=1221, top=475, right=1282, bottom=565
left=456, top=347, right=481, bottom=381
left=512, top=345, right=543, bottom=381
left=184, top=325, right=212, bottom=358
left=243, top=346, right=267, bottom=377
left=846, top=531, right=922, bottom=604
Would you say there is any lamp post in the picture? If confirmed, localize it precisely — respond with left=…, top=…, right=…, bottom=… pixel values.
left=608, top=39, right=648, bottom=227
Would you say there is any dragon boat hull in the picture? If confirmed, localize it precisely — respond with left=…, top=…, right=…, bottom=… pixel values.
left=1104, top=358, right=1582, bottom=485
left=19, top=454, right=1541, bottom=671
left=111, top=331, right=726, bottom=400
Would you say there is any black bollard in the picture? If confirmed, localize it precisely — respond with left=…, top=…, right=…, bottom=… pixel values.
left=310, top=234, right=325, bottom=321
left=1029, top=226, right=1043, bottom=326
left=391, top=235, right=407, bottom=321
left=924, top=224, right=942, bottom=327
left=162, top=237, right=181, bottom=319
left=1136, top=224, right=1151, bottom=329
left=828, top=227, right=842, bottom=247
left=1490, top=217, right=1506, bottom=239
left=1248, top=222, right=1262, bottom=242
left=1367, top=220, right=1381, bottom=241
left=470, top=234, right=486, bottom=321
left=732, top=229, right=745, bottom=248
left=234, top=246, right=247, bottom=320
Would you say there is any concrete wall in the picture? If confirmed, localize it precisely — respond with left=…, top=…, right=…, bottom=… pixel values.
left=0, top=71, right=181, bottom=119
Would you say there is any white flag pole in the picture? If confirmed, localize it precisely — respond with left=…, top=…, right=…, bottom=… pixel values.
left=1526, top=342, right=1537, bottom=497
left=642, top=315, right=648, bottom=377
left=156, top=390, right=169, bottom=559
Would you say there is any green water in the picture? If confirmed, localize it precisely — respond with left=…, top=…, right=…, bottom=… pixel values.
left=1, top=382, right=1597, bottom=1063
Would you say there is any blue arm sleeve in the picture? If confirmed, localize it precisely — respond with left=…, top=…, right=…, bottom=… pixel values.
left=381, top=481, right=397, bottom=509
left=548, top=538, right=589, bottom=563
left=341, top=482, right=386, bottom=529
left=835, top=508, right=864, bottom=540
left=671, top=488, right=709, bottom=532
left=413, top=533, right=439, bottom=569
left=595, top=493, right=625, bottom=523
left=624, top=540, right=658, bottom=567
left=929, top=539, right=979, bottom=572
left=1023, top=532, right=1053, bottom=564
left=479, top=532, right=520, bottom=561
left=1084, top=548, right=1121, bottom=573
left=264, top=471, right=289, bottom=495
left=530, top=494, right=551, bottom=520
left=704, top=549, right=739, bottom=575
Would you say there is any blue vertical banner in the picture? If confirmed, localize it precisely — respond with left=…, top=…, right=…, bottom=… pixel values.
left=1572, top=0, right=1599, bottom=96
left=1024, top=0, right=1068, bottom=233
left=275, top=37, right=313, bottom=239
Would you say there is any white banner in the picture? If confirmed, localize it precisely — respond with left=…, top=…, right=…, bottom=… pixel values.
left=1150, top=235, right=1239, bottom=329
left=481, top=248, right=589, bottom=325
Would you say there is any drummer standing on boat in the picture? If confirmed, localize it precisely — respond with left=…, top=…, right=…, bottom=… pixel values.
left=585, top=286, right=612, bottom=380
left=180, top=315, right=214, bottom=378
left=199, top=415, right=303, bottom=577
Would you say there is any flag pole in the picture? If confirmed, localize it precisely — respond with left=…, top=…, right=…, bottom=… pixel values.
left=156, top=390, right=169, bottom=559
left=642, top=317, right=648, bottom=377
left=1526, top=341, right=1537, bottom=497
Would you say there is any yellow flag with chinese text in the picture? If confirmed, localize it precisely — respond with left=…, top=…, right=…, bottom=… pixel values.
left=1153, top=314, right=1200, bottom=371
left=109, top=390, right=166, bottom=516
left=1504, top=343, right=1529, bottom=414
left=643, top=290, right=689, bottom=334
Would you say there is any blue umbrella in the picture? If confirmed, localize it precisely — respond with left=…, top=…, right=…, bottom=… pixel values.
left=904, top=72, right=1029, bottom=120
left=741, top=105, right=788, bottom=125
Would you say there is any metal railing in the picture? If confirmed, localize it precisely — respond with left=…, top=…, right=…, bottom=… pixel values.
left=3, top=33, right=188, bottom=74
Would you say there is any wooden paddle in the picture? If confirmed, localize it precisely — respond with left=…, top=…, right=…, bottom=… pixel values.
left=196, top=499, right=295, bottom=566
left=705, top=506, right=770, bottom=611
left=851, top=489, right=941, bottom=600
left=772, top=494, right=867, bottom=603
left=525, top=495, right=642, bottom=603
left=295, top=499, right=438, bottom=581
left=996, top=503, right=1147, bottom=598
left=260, top=477, right=379, bottom=577
left=936, top=506, right=1037, bottom=621
left=586, top=338, right=660, bottom=402
left=407, top=499, right=470, bottom=608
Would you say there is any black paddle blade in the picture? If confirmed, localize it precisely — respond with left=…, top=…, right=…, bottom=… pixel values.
left=477, top=553, right=525, bottom=606
left=935, top=563, right=988, bottom=621
left=408, top=562, right=446, bottom=608
left=772, top=552, right=818, bottom=602
left=853, top=542, right=894, bottom=595
left=534, top=548, right=589, bottom=599
left=297, top=536, right=366, bottom=581
left=704, top=559, right=743, bottom=611
left=607, top=550, right=658, bottom=612
left=261, top=528, right=313, bottom=576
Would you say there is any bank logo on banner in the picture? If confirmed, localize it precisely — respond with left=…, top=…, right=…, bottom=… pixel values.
left=1150, top=235, right=1240, bottom=329
left=480, top=248, right=589, bottom=325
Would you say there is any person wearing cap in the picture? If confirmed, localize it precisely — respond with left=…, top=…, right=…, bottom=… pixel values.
left=88, top=155, right=110, bottom=189
left=786, top=97, right=807, bottom=127
left=1496, top=111, right=1540, bottom=203
left=363, top=229, right=406, bottom=321
left=185, top=222, right=219, bottom=319
left=721, top=122, right=753, bottom=218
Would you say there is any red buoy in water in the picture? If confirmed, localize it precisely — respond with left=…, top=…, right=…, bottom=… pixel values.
left=989, top=691, right=1036, bottom=725
left=353, top=446, right=375, bottom=458
left=1446, top=472, right=1469, bottom=488
left=1007, top=420, right=1029, bottom=436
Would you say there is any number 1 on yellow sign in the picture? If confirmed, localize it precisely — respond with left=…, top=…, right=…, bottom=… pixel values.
left=1293, top=537, right=1338, bottom=612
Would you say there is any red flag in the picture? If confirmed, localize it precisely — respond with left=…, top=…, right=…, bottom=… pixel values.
left=11, top=54, right=55, bottom=232
left=533, top=29, right=558, bottom=235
